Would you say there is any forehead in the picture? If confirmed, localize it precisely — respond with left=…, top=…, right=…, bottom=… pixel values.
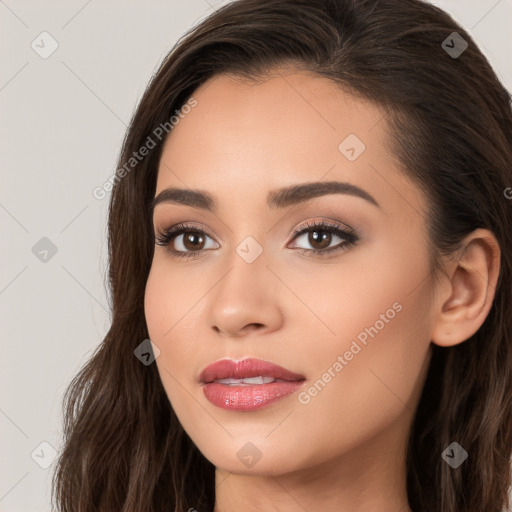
left=160, top=70, right=385, bottom=170
left=156, top=69, right=426, bottom=220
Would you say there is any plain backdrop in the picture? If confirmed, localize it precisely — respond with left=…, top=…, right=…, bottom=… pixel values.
left=1, top=1, right=511, bottom=510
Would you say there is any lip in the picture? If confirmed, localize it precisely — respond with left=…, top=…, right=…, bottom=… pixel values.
left=199, top=358, right=306, bottom=411
left=199, top=357, right=305, bottom=383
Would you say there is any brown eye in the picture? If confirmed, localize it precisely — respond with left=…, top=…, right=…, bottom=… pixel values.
left=155, top=223, right=219, bottom=259
left=307, top=230, right=333, bottom=250
left=182, top=231, right=206, bottom=251
left=289, top=220, right=359, bottom=257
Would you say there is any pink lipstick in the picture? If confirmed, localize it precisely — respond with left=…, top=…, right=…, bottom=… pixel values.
left=199, top=358, right=306, bottom=411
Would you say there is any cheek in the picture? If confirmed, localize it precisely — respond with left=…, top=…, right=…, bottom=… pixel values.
left=144, top=269, right=167, bottom=338
left=144, top=258, right=205, bottom=339
left=289, top=256, right=432, bottom=445
left=144, top=260, right=208, bottom=404
left=144, top=265, right=186, bottom=386
left=286, top=236, right=431, bottom=405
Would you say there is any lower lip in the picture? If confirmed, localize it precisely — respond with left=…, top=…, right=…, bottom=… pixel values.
left=202, top=381, right=305, bottom=411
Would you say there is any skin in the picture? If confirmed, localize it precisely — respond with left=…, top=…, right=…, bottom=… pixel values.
left=144, top=68, right=500, bottom=512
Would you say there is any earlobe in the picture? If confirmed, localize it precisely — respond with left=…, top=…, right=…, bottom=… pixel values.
left=431, top=229, right=501, bottom=348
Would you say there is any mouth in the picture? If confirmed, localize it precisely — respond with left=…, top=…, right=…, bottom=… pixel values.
left=199, top=358, right=306, bottom=411
left=199, top=357, right=306, bottom=384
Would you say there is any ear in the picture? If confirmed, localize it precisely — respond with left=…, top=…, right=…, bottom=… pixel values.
left=431, top=229, right=501, bottom=347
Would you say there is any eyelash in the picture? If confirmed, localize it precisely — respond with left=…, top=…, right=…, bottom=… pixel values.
left=155, top=220, right=359, bottom=260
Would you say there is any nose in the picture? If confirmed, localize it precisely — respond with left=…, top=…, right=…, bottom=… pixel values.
left=207, top=252, right=284, bottom=339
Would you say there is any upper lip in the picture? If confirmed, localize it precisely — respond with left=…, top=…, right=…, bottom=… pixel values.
left=199, top=358, right=306, bottom=383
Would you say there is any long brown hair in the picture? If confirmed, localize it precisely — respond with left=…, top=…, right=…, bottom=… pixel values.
left=51, top=1, right=512, bottom=510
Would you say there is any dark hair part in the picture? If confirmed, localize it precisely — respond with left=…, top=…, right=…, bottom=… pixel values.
left=51, top=1, right=512, bottom=511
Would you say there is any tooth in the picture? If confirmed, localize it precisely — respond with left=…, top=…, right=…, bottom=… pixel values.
left=242, top=376, right=276, bottom=384
left=215, top=378, right=243, bottom=384
left=213, top=376, right=276, bottom=385
left=242, top=376, right=265, bottom=385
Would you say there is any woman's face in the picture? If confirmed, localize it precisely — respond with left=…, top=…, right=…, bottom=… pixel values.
left=144, top=69, right=436, bottom=477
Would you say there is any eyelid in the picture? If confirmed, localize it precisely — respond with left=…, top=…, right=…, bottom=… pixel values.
left=283, top=216, right=355, bottom=241
left=155, top=217, right=360, bottom=258
left=154, top=221, right=219, bottom=247
left=287, top=218, right=358, bottom=249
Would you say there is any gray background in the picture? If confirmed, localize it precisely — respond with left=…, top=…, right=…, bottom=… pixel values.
left=1, top=1, right=511, bottom=510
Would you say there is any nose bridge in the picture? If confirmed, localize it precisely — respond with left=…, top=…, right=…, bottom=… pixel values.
left=219, top=235, right=271, bottom=302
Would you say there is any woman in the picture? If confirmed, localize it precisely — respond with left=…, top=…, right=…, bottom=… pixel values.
left=52, top=0, right=512, bottom=511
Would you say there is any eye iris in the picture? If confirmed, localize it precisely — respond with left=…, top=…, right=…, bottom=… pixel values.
left=183, top=231, right=205, bottom=251
left=309, top=230, right=331, bottom=249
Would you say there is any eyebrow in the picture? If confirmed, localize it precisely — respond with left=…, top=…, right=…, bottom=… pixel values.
left=150, top=181, right=380, bottom=213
